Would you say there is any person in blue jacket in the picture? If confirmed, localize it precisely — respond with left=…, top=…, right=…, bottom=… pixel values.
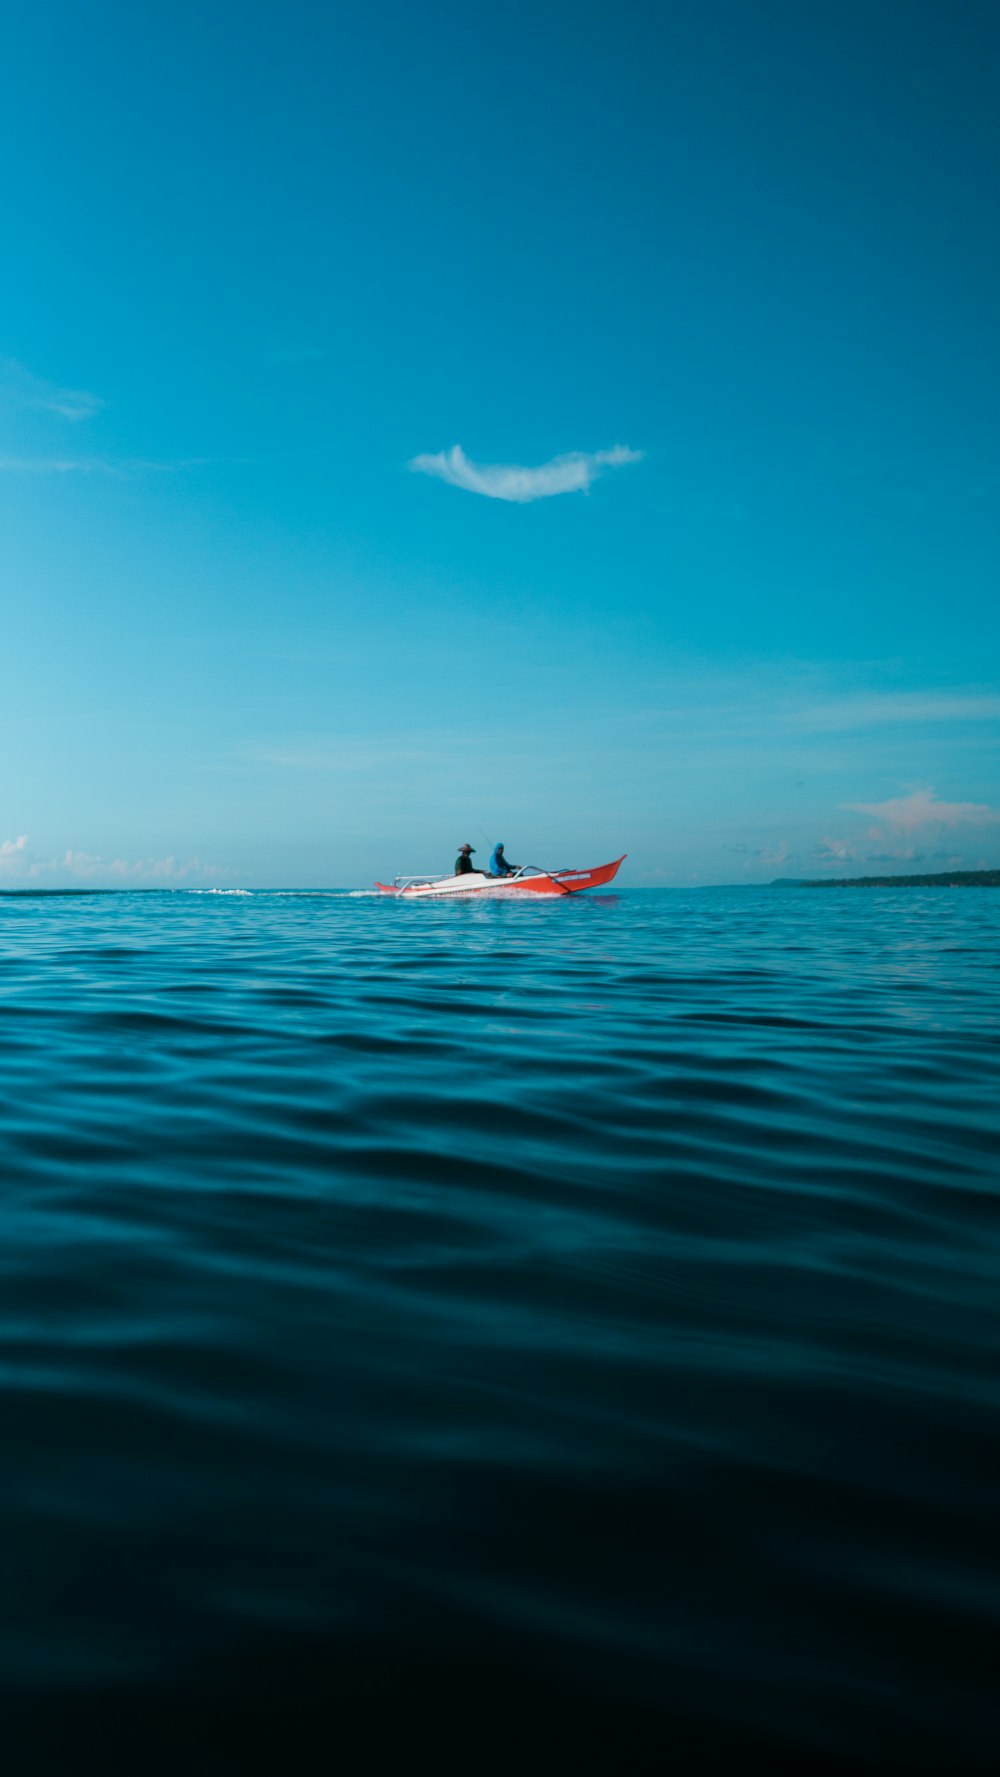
left=489, top=842, right=518, bottom=877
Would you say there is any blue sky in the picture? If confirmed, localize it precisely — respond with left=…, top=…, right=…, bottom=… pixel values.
left=2, top=0, right=998, bottom=886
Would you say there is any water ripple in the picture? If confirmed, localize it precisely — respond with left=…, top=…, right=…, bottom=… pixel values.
left=2, top=886, right=999, bottom=1770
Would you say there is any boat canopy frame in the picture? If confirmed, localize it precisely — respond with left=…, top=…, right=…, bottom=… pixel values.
left=391, top=864, right=551, bottom=889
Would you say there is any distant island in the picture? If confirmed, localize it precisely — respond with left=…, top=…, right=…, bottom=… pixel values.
left=773, top=869, right=1000, bottom=889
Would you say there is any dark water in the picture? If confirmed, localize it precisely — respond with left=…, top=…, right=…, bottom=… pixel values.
left=2, top=886, right=999, bottom=1773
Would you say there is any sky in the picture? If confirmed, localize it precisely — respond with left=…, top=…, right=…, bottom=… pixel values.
left=2, top=0, right=999, bottom=887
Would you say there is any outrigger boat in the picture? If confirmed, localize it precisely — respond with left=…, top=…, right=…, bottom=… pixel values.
left=375, top=855, right=626, bottom=899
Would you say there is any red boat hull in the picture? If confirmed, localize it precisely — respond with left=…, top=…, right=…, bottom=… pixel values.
left=375, top=855, right=626, bottom=899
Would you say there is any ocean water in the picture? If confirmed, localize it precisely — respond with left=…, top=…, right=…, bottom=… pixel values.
left=2, top=885, right=999, bottom=1773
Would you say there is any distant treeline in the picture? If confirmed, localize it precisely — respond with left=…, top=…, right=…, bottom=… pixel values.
left=773, top=869, right=1000, bottom=889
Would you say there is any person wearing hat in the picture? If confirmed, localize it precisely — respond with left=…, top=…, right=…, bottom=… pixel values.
left=454, top=843, right=479, bottom=875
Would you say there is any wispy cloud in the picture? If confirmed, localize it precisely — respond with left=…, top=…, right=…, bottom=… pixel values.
left=243, top=740, right=440, bottom=772
left=259, top=341, right=326, bottom=368
left=0, top=456, right=117, bottom=476
left=0, top=454, right=216, bottom=477
left=0, top=356, right=102, bottom=422
left=795, top=692, right=1000, bottom=732
left=845, top=789, right=1000, bottom=831
left=0, top=834, right=28, bottom=859
left=409, top=442, right=643, bottom=503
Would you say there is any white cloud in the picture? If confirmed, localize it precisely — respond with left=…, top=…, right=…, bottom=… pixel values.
left=409, top=442, right=642, bottom=503
left=0, top=834, right=28, bottom=872
left=845, top=789, right=1000, bottom=832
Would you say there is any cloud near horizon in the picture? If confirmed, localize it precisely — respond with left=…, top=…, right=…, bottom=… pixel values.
left=845, top=789, right=1000, bottom=831
left=817, top=838, right=856, bottom=863
left=409, top=443, right=642, bottom=502
left=58, top=849, right=226, bottom=881
left=725, top=841, right=790, bottom=867
left=0, top=836, right=225, bottom=883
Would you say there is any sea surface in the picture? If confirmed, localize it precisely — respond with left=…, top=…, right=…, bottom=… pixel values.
left=2, top=885, right=999, bottom=1772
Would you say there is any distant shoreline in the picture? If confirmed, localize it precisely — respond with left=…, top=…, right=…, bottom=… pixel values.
left=3, top=871, right=999, bottom=895
left=773, top=868, right=1000, bottom=889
